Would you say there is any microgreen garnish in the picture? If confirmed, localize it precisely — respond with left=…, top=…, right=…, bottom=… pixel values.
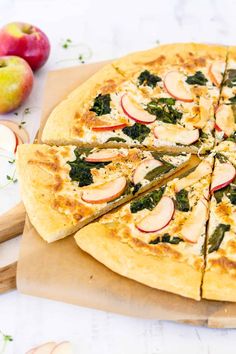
left=0, top=331, right=13, bottom=354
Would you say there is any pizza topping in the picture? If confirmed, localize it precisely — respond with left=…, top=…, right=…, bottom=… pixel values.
left=208, top=224, right=230, bottom=253
left=185, top=71, right=208, bottom=86
left=174, top=159, right=212, bottom=192
left=214, top=183, right=236, bottom=205
left=146, top=98, right=183, bottom=124
left=149, top=233, right=183, bottom=245
left=224, top=69, right=236, bottom=88
left=105, top=137, right=126, bottom=143
left=137, top=70, right=161, bottom=88
left=85, top=149, right=121, bottom=162
left=136, top=196, right=174, bottom=233
left=208, top=61, right=225, bottom=87
left=122, top=123, right=150, bottom=143
left=229, top=95, right=236, bottom=103
left=90, top=93, right=111, bottom=116
left=92, top=121, right=128, bottom=131
left=215, top=105, right=235, bottom=138
left=154, top=124, right=199, bottom=145
left=81, top=176, right=127, bottom=204
left=211, top=162, right=236, bottom=193
left=175, top=189, right=190, bottom=212
left=194, top=96, right=212, bottom=129
left=133, top=159, right=163, bottom=184
left=121, top=94, right=156, bottom=124
left=164, top=71, right=193, bottom=102
left=180, top=199, right=208, bottom=243
left=130, top=187, right=165, bottom=213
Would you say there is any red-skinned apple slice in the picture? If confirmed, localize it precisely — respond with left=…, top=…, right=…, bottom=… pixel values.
left=164, top=71, right=193, bottom=102
left=211, top=162, right=236, bottom=193
left=121, top=94, right=156, bottom=124
left=32, top=342, right=57, bottom=354
left=154, top=124, right=199, bottom=145
left=215, top=104, right=235, bottom=137
left=208, top=61, right=225, bottom=87
left=0, top=120, right=30, bottom=143
left=82, top=176, right=126, bottom=204
left=181, top=199, right=208, bottom=243
left=0, top=124, right=17, bottom=153
left=85, top=149, right=121, bottom=162
left=51, top=341, right=73, bottom=354
left=92, top=122, right=127, bottom=131
left=133, top=159, right=162, bottom=185
left=136, top=196, right=174, bottom=233
left=175, top=159, right=212, bottom=192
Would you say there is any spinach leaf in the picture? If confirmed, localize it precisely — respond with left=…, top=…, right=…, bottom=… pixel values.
left=123, top=181, right=142, bottom=196
left=215, top=153, right=229, bottom=164
left=208, top=224, right=230, bottom=253
left=137, top=70, right=161, bottom=88
left=105, top=137, right=126, bottom=143
left=229, top=95, right=236, bottom=104
left=149, top=233, right=183, bottom=245
left=146, top=98, right=182, bottom=124
left=192, top=130, right=209, bottom=148
left=144, top=162, right=174, bottom=181
left=68, top=148, right=110, bottom=187
left=224, top=69, right=236, bottom=88
left=186, top=71, right=208, bottom=86
left=175, top=189, right=190, bottom=212
left=122, top=123, right=150, bottom=143
left=214, top=181, right=236, bottom=205
left=90, top=94, right=111, bottom=116
left=130, top=187, right=165, bottom=213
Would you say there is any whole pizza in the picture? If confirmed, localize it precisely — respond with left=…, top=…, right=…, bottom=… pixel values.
left=16, top=43, right=236, bottom=302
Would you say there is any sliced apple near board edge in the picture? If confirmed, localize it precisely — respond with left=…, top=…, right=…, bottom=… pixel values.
left=154, top=124, right=199, bottom=145
left=136, top=196, right=174, bottom=233
left=164, top=71, right=193, bottom=102
left=0, top=119, right=30, bottom=143
left=132, top=158, right=163, bottom=185
left=215, top=104, right=235, bottom=138
left=51, top=341, right=74, bottom=354
left=121, top=93, right=156, bottom=124
left=211, top=162, right=236, bottom=193
left=82, top=176, right=127, bottom=204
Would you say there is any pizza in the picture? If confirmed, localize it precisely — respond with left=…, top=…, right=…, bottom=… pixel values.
left=215, top=46, right=236, bottom=152
left=202, top=152, right=236, bottom=301
left=75, top=156, right=213, bottom=300
left=42, top=43, right=227, bottom=154
left=16, top=144, right=190, bottom=242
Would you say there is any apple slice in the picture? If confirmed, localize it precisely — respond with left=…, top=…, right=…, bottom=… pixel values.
left=196, top=96, right=212, bottom=129
left=33, top=342, right=57, bottom=354
left=136, top=196, right=174, bottom=233
left=92, top=122, right=127, bottom=131
left=154, top=124, right=199, bottom=145
left=0, top=120, right=30, bottom=143
left=85, top=149, right=121, bottom=162
left=164, top=71, right=193, bottom=102
left=211, top=162, right=236, bottom=193
left=175, top=159, right=212, bottom=192
left=215, top=105, right=235, bottom=137
left=181, top=199, right=208, bottom=243
left=82, top=176, right=126, bottom=204
left=0, top=124, right=17, bottom=153
left=51, top=341, right=73, bottom=354
left=208, top=61, right=225, bottom=87
left=133, top=158, right=162, bottom=185
left=121, top=94, right=156, bottom=124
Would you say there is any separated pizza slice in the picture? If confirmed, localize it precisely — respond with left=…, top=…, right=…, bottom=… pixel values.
left=16, top=144, right=190, bottom=243
left=215, top=46, right=236, bottom=150
left=202, top=152, right=236, bottom=301
left=75, top=155, right=214, bottom=300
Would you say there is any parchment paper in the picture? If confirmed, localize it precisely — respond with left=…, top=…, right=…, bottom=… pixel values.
left=16, top=61, right=236, bottom=328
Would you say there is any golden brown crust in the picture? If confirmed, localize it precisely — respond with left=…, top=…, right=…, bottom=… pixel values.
left=75, top=223, right=202, bottom=300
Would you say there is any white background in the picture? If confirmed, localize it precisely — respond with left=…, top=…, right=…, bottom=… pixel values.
left=1, top=0, right=236, bottom=352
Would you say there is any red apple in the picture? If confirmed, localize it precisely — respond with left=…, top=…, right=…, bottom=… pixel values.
left=211, top=162, right=236, bottom=193
left=0, top=56, right=33, bottom=113
left=82, top=176, right=127, bottom=204
left=164, top=71, right=193, bottom=102
left=121, top=94, right=156, bottom=124
left=136, top=196, right=174, bottom=233
left=0, top=22, right=50, bottom=71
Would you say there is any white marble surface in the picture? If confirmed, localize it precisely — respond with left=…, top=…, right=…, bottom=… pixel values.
left=1, top=0, right=236, bottom=352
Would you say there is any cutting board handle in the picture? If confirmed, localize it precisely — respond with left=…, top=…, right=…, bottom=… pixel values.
left=0, top=202, right=26, bottom=243
left=0, top=262, right=17, bottom=293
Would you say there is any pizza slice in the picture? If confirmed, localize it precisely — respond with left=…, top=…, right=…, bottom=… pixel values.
left=202, top=152, right=236, bottom=301
left=215, top=46, right=236, bottom=151
left=75, top=156, right=214, bottom=300
left=16, top=144, right=190, bottom=242
left=42, top=44, right=227, bottom=154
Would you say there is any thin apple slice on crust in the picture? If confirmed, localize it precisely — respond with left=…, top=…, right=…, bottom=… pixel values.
left=133, top=158, right=162, bottom=185
left=164, top=71, right=193, bottom=102
left=215, top=104, right=235, bottom=138
left=154, top=124, right=199, bottom=145
left=85, top=149, right=121, bottom=162
left=121, top=94, right=156, bottom=124
left=210, top=162, right=236, bottom=193
left=208, top=61, right=225, bottom=87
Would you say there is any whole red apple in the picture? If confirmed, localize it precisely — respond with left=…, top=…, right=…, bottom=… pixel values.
left=0, top=22, right=50, bottom=71
left=0, top=56, right=33, bottom=114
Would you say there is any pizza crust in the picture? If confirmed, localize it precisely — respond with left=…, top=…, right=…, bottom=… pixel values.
left=75, top=222, right=202, bottom=300
left=202, top=269, right=236, bottom=302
